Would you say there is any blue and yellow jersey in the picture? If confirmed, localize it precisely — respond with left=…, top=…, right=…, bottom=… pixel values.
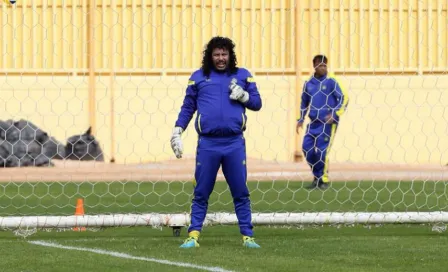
left=175, top=67, right=262, bottom=137
left=297, top=73, right=349, bottom=124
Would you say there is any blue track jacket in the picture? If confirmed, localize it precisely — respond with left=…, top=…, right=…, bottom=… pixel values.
left=297, top=73, right=349, bottom=124
left=175, top=68, right=262, bottom=137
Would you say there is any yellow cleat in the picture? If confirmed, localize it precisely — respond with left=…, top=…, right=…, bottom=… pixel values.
left=243, top=236, right=261, bottom=248
left=180, top=237, right=200, bottom=248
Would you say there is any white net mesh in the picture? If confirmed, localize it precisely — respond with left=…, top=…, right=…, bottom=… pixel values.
left=0, top=0, right=447, bottom=231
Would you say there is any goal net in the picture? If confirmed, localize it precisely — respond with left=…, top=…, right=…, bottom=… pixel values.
left=0, top=0, right=447, bottom=233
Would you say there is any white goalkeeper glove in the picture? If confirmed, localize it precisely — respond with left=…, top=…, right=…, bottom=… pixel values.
left=229, top=78, right=249, bottom=103
left=170, top=127, right=183, bottom=159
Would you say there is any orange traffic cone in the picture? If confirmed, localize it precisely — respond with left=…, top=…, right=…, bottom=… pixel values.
left=73, top=198, right=86, bottom=232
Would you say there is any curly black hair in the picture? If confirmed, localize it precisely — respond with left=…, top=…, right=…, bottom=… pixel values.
left=201, top=36, right=238, bottom=77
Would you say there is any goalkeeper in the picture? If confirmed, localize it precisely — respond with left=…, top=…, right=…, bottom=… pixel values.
left=170, top=36, right=262, bottom=248
left=296, top=55, right=349, bottom=189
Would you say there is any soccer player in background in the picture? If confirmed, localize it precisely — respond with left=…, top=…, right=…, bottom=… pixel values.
left=170, top=36, right=262, bottom=248
left=296, top=55, right=349, bottom=189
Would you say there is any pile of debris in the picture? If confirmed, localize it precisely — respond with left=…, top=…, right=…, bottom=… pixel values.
left=0, top=119, right=104, bottom=167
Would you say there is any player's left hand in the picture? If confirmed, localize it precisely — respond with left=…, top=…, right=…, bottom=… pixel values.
left=229, top=79, right=249, bottom=103
left=325, top=114, right=336, bottom=124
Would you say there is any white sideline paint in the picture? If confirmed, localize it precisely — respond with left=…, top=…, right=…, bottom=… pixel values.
left=28, top=240, right=232, bottom=272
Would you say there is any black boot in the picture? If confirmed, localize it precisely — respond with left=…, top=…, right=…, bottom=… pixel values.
left=306, top=178, right=330, bottom=190
left=317, top=181, right=329, bottom=189
left=306, top=178, right=319, bottom=189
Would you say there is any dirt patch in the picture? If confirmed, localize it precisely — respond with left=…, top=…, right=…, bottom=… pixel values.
left=0, top=157, right=446, bottom=182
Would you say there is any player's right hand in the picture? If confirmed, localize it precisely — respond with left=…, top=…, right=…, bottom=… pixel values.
left=296, top=121, right=303, bottom=134
left=170, top=127, right=183, bottom=159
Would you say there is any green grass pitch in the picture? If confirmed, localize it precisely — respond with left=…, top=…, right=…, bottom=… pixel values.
left=1, top=180, right=447, bottom=271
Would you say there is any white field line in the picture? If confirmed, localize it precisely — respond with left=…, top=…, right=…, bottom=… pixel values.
left=28, top=240, right=233, bottom=272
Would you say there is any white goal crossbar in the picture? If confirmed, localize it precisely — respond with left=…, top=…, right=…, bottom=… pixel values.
left=2, top=212, right=448, bottom=229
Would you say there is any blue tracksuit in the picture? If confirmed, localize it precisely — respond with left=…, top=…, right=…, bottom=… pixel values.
left=175, top=67, right=262, bottom=236
left=298, top=73, right=349, bottom=183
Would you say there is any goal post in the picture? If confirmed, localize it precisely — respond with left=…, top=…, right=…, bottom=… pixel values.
left=0, top=0, right=447, bottom=234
